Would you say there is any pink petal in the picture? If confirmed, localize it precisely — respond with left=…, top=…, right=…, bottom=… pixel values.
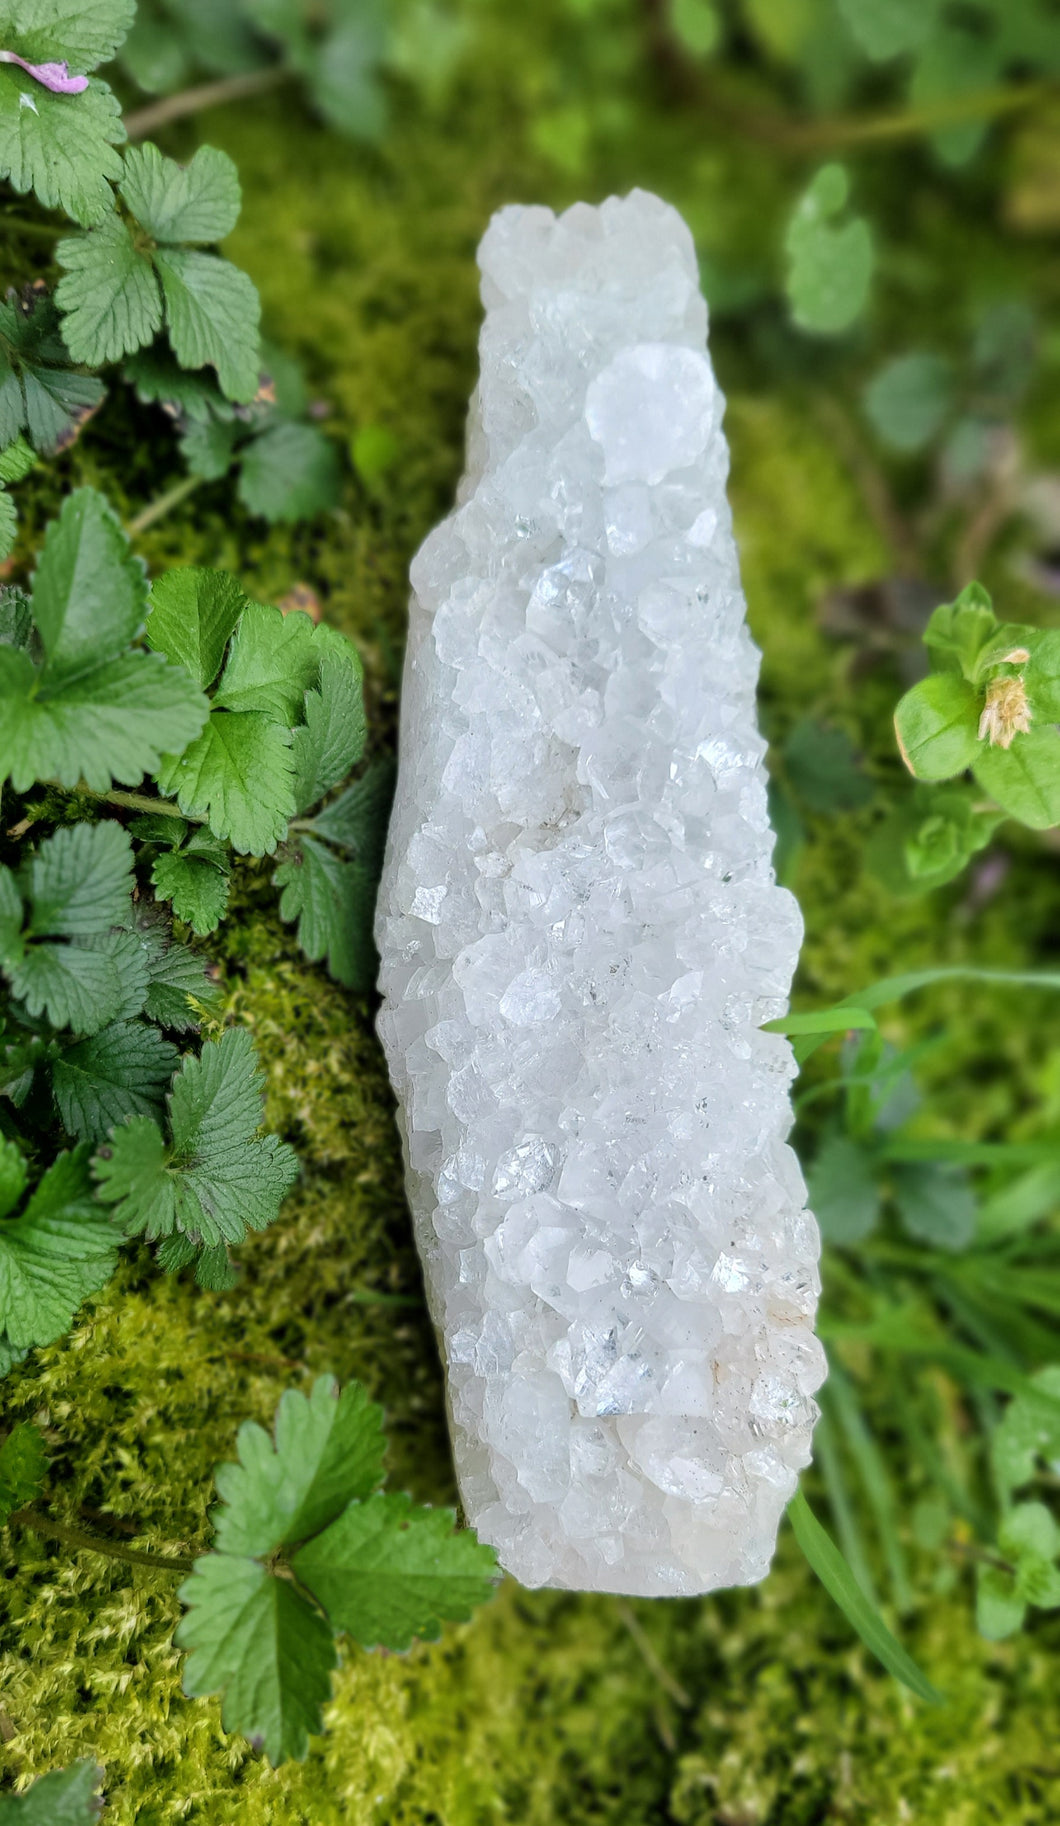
left=0, top=50, right=89, bottom=93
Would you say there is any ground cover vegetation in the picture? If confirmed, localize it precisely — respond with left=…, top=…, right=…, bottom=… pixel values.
left=1, top=0, right=1059, bottom=1819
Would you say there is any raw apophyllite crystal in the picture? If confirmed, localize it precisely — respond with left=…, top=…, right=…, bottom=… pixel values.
left=375, top=191, right=825, bottom=1596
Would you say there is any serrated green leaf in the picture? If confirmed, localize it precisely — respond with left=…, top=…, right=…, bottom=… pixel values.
left=120, top=141, right=241, bottom=244
left=786, top=163, right=873, bottom=336
left=0, top=1146, right=118, bottom=1348
left=180, top=414, right=239, bottom=479
left=0, top=294, right=104, bottom=454
left=274, top=834, right=377, bottom=991
left=0, top=1418, right=46, bottom=1523
left=155, top=247, right=260, bottom=403
left=146, top=566, right=246, bottom=690
left=0, top=485, right=16, bottom=560
left=0, top=583, right=32, bottom=647
left=157, top=709, right=294, bottom=855
left=124, top=345, right=234, bottom=422
left=4, top=0, right=137, bottom=71
left=51, top=1019, right=178, bottom=1142
left=176, top=1553, right=335, bottom=1766
left=293, top=1491, right=499, bottom=1651
left=55, top=214, right=161, bottom=365
left=894, top=673, right=980, bottom=780
left=238, top=420, right=340, bottom=523
left=0, top=643, right=209, bottom=792
left=31, top=488, right=146, bottom=679
left=863, top=352, right=953, bottom=452
left=152, top=844, right=230, bottom=936
left=6, top=940, right=123, bottom=1034
left=139, top=925, right=217, bottom=1030
left=23, top=819, right=133, bottom=937
left=307, top=755, right=394, bottom=861
left=291, top=630, right=367, bottom=812
left=213, top=601, right=319, bottom=720
left=0, top=1758, right=104, bottom=1825
left=807, top=1133, right=881, bottom=1245
left=0, top=434, right=34, bottom=483
left=93, top=1027, right=298, bottom=1245
left=213, top=1375, right=386, bottom=1558
left=0, top=1136, right=28, bottom=1218
left=0, top=69, right=125, bottom=226
left=973, top=725, right=1060, bottom=830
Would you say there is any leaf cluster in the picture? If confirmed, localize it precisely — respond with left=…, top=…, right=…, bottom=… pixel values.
left=894, top=582, right=1060, bottom=831
left=177, top=1375, right=499, bottom=1764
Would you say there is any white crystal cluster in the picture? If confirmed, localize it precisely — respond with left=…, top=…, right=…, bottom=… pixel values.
left=375, top=191, right=824, bottom=1597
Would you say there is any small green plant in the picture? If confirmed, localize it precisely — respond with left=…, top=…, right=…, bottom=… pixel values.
left=3, top=1378, right=499, bottom=1770
left=0, top=1759, right=103, bottom=1823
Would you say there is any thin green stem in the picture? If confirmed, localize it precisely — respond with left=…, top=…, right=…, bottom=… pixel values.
left=11, top=1506, right=195, bottom=1576
left=792, top=80, right=1049, bottom=152
left=0, top=215, right=63, bottom=241
left=126, top=473, right=205, bottom=538
left=100, top=788, right=191, bottom=819
left=123, top=66, right=291, bottom=141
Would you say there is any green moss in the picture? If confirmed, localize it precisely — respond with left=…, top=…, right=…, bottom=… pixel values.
left=4, top=11, right=1060, bottom=1818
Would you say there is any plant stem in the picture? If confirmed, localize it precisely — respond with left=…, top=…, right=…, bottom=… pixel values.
left=100, top=788, right=190, bottom=819
left=126, top=473, right=205, bottom=538
left=11, top=1506, right=195, bottom=1576
left=1, top=215, right=63, bottom=241
left=792, top=81, right=1050, bottom=152
left=123, top=66, right=291, bottom=141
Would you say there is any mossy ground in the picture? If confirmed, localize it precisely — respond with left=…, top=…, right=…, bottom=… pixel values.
left=3, top=9, right=1060, bottom=1820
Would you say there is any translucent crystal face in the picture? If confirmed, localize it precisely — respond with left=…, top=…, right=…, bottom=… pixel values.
left=375, top=190, right=824, bottom=1597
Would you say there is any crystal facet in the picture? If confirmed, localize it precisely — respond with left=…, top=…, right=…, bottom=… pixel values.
left=375, top=191, right=824, bottom=1596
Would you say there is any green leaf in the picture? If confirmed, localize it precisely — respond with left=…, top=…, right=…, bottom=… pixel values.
left=51, top=1019, right=179, bottom=1142
left=894, top=673, right=980, bottom=781
left=152, top=839, right=230, bottom=936
left=973, top=726, right=1060, bottom=830
left=291, top=629, right=367, bottom=812
left=923, top=584, right=998, bottom=680
left=145, top=566, right=246, bottom=690
left=307, top=756, right=395, bottom=863
left=863, top=352, right=953, bottom=452
left=308, top=13, right=388, bottom=139
left=891, top=1162, right=977, bottom=1251
left=139, top=926, right=217, bottom=1031
left=0, top=491, right=208, bottom=792
left=865, top=784, right=1002, bottom=898
left=124, top=345, right=233, bottom=423
left=120, top=141, right=241, bottom=244
left=0, top=1147, right=118, bottom=1349
left=23, top=820, right=133, bottom=937
left=0, top=1417, right=46, bottom=1523
left=782, top=719, right=873, bottom=813
left=670, top=0, right=720, bottom=57
left=0, top=582, right=32, bottom=647
left=293, top=1491, right=499, bottom=1651
left=786, top=164, right=874, bottom=336
left=0, top=434, right=34, bottom=483
left=976, top=1564, right=1025, bottom=1640
left=157, top=709, right=294, bottom=855
left=180, top=414, right=239, bottom=479
left=212, top=601, right=319, bottom=720
left=0, top=1759, right=104, bottom=1825
left=762, top=1006, right=876, bottom=1040
left=155, top=247, right=260, bottom=403
left=31, top=488, right=146, bottom=681
left=0, top=69, right=125, bottom=226
left=176, top=1553, right=335, bottom=1767
left=992, top=1366, right=1060, bottom=1499
left=274, top=835, right=377, bottom=991
left=1001, top=1500, right=1060, bottom=1565
left=0, top=485, right=16, bottom=561
left=212, top=1374, right=386, bottom=1558
left=237, top=420, right=340, bottom=523
left=0, top=1136, right=28, bottom=1218
left=5, top=939, right=123, bottom=1033
left=0, top=293, right=104, bottom=455
left=787, top=1489, right=941, bottom=1702
left=5, top=0, right=137, bottom=71
left=1024, top=630, right=1060, bottom=722
left=837, top=0, right=937, bottom=60
left=55, top=214, right=161, bottom=365
left=806, top=1134, right=881, bottom=1245
left=92, top=1027, right=299, bottom=1246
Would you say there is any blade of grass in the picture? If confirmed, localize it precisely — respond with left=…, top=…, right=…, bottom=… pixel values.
left=881, top=1139, right=1060, bottom=1168
left=976, top=1163, right=1060, bottom=1244
left=811, top=1407, right=878, bottom=1602
left=791, top=968, right=1060, bottom=1067
left=825, top=1367, right=912, bottom=1613
left=788, top=1490, right=942, bottom=1703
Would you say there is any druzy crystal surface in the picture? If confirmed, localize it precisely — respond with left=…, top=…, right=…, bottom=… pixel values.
left=375, top=191, right=824, bottom=1596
